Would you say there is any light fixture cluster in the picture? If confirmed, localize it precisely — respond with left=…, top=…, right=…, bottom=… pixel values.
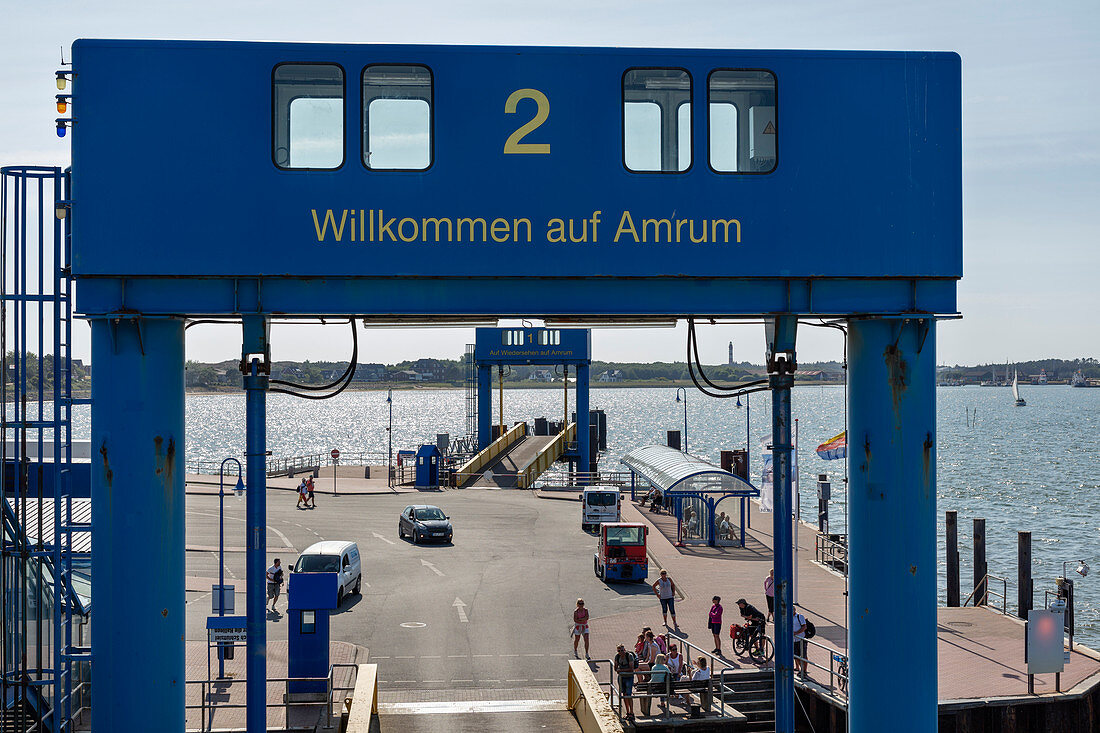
left=55, top=70, right=74, bottom=137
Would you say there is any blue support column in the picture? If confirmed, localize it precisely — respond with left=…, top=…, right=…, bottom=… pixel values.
left=91, top=317, right=185, bottom=732
left=765, top=315, right=797, bottom=733
left=576, top=363, right=591, bottom=475
left=242, top=316, right=270, bottom=733
left=477, top=365, right=492, bottom=449
left=848, top=318, right=937, bottom=733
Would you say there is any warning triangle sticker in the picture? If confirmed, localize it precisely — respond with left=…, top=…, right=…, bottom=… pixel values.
left=762, top=121, right=777, bottom=135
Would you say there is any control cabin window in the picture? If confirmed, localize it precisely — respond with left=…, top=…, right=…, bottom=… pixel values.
left=538, top=330, right=560, bottom=345
left=708, top=70, right=777, bottom=173
left=273, top=64, right=345, bottom=170
left=363, top=65, right=432, bottom=170
left=623, top=69, right=692, bottom=173
left=502, top=329, right=526, bottom=346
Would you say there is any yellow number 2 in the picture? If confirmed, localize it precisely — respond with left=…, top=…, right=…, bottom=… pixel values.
left=504, top=89, right=550, bottom=155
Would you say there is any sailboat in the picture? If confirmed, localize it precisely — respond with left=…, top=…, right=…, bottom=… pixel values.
left=1012, top=369, right=1026, bottom=407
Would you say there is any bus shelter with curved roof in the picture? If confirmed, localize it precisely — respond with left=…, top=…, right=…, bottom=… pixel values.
left=621, top=445, right=759, bottom=547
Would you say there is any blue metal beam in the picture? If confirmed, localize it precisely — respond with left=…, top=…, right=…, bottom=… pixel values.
left=476, top=365, right=492, bottom=450
left=241, top=315, right=270, bottom=733
left=90, top=317, right=185, bottom=732
left=576, top=364, right=591, bottom=476
left=75, top=276, right=960, bottom=318
left=848, top=318, right=937, bottom=732
left=766, top=315, right=797, bottom=733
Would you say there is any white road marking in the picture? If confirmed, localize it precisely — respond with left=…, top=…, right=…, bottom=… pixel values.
left=373, top=656, right=390, bottom=659
left=533, top=679, right=560, bottom=682
left=394, top=656, right=416, bottom=660
left=379, top=700, right=565, bottom=715
left=421, top=559, right=444, bottom=577
left=185, top=510, right=295, bottom=549
left=472, top=654, right=494, bottom=658
left=447, top=654, right=467, bottom=658
left=522, top=653, right=544, bottom=657
left=421, top=655, right=441, bottom=659
left=187, top=591, right=211, bottom=607
left=372, top=531, right=396, bottom=546
left=499, top=654, right=520, bottom=657
left=452, top=597, right=468, bottom=622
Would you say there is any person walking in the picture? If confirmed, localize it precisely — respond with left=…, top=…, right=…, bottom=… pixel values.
left=793, top=609, right=808, bottom=676
left=614, top=643, right=638, bottom=719
left=708, top=596, right=724, bottom=654
left=652, top=570, right=679, bottom=630
left=572, top=598, right=590, bottom=659
left=266, top=558, right=284, bottom=612
left=764, top=569, right=775, bottom=621
left=306, top=475, right=316, bottom=509
left=296, top=479, right=308, bottom=509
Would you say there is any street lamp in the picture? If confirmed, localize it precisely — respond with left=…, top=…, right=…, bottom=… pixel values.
left=386, top=389, right=393, bottom=488
left=218, top=457, right=245, bottom=679
left=1064, top=559, right=1089, bottom=579
left=675, top=387, right=688, bottom=454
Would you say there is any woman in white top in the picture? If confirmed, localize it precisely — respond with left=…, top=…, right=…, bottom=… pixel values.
left=684, top=656, right=711, bottom=707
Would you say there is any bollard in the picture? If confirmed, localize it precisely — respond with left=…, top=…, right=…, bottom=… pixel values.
left=1017, top=531, right=1032, bottom=619
left=973, top=518, right=987, bottom=606
left=946, top=511, right=960, bottom=607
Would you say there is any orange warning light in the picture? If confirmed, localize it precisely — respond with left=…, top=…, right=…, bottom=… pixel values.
left=56, top=99, right=67, bottom=114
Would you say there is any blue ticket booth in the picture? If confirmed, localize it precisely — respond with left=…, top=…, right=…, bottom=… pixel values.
left=415, top=444, right=441, bottom=488
left=287, top=571, right=338, bottom=694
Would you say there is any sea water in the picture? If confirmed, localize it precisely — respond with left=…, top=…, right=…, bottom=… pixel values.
left=60, top=384, right=1100, bottom=646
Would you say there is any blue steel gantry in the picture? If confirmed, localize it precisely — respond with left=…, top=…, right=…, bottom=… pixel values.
left=9, top=39, right=963, bottom=733
left=473, top=327, right=593, bottom=475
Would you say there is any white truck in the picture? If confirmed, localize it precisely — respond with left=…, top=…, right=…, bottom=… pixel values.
left=580, top=486, right=622, bottom=531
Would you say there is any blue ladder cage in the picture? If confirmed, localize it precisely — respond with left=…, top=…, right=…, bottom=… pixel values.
left=1, top=166, right=90, bottom=732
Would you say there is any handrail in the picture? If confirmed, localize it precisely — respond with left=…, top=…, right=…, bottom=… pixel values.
left=517, top=423, right=575, bottom=489
left=793, top=637, right=849, bottom=702
left=536, top=470, right=632, bottom=491
left=815, top=532, right=848, bottom=576
left=185, top=663, right=360, bottom=732
left=455, top=422, right=528, bottom=486
left=962, top=572, right=1008, bottom=614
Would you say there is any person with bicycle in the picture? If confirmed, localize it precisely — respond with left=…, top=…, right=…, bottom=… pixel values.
left=735, top=598, right=766, bottom=648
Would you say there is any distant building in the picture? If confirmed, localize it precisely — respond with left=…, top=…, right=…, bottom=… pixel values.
left=353, top=363, right=386, bottom=382
left=797, top=370, right=826, bottom=381
left=413, top=358, right=443, bottom=380
left=389, top=369, right=422, bottom=382
left=597, top=369, right=624, bottom=383
left=728, top=342, right=734, bottom=365
left=528, top=369, right=555, bottom=382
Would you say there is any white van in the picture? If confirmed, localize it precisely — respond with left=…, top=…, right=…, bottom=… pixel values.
left=580, top=487, right=622, bottom=531
left=292, top=540, right=362, bottom=606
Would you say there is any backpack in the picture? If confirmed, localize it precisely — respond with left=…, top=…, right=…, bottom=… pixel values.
left=804, top=619, right=816, bottom=639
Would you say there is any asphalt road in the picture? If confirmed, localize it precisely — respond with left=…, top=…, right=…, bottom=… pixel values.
left=185, top=488, right=655, bottom=695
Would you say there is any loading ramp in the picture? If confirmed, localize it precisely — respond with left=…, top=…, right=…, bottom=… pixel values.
left=456, top=423, right=576, bottom=489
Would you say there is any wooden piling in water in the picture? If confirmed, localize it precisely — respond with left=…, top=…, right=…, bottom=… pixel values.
left=974, top=518, right=987, bottom=606
left=1018, top=531, right=1032, bottom=619
left=946, top=510, right=960, bottom=607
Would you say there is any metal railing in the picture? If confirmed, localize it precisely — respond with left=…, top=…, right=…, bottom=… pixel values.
left=535, top=470, right=632, bottom=491
left=963, top=573, right=1008, bottom=614
left=454, top=423, right=527, bottom=487
left=184, top=663, right=358, bottom=732
left=187, top=451, right=389, bottom=477
left=517, top=423, right=576, bottom=489
left=815, top=532, right=848, bottom=575
left=793, top=637, right=849, bottom=701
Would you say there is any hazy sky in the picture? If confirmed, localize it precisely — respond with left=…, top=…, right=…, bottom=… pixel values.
left=2, top=1, right=1096, bottom=367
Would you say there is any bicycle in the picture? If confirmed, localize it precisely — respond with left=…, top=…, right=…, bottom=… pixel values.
left=833, top=653, right=848, bottom=693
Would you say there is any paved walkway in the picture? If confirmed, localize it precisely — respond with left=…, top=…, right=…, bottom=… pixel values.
left=582, top=497, right=1100, bottom=704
